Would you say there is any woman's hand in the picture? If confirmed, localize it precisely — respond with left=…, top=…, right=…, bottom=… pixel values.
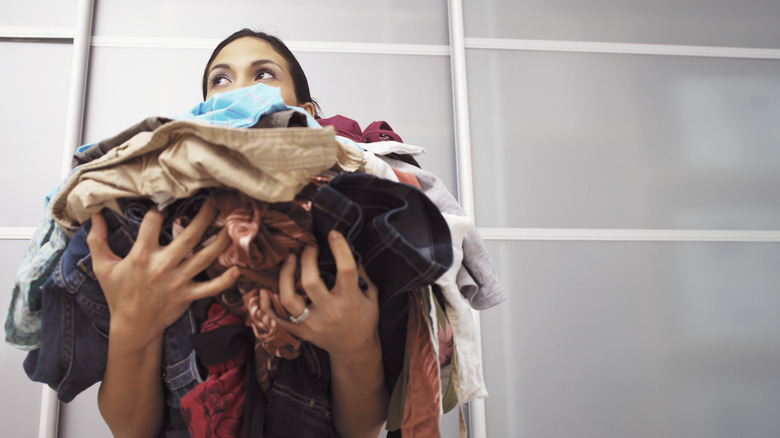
left=258, top=229, right=388, bottom=438
left=86, top=201, right=240, bottom=348
left=259, top=229, right=380, bottom=362
left=89, top=201, right=240, bottom=438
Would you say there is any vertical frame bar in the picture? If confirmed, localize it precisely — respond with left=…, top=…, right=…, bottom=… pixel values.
left=60, top=0, right=95, bottom=177
left=41, top=0, right=94, bottom=437
left=447, top=0, right=487, bottom=437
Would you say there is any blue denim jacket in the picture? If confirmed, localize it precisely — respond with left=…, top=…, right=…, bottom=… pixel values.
left=23, top=196, right=211, bottom=437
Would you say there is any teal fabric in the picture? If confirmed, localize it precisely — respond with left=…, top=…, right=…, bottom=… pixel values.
left=5, top=184, right=69, bottom=350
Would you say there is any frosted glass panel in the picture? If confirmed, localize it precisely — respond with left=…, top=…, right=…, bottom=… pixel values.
left=85, top=47, right=457, bottom=194
left=83, top=46, right=211, bottom=142
left=0, top=240, right=45, bottom=437
left=481, top=240, right=780, bottom=438
left=463, top=0, right=780, bottom=48
left=0, top=0, right=78, bottom=29
left=92, top=0, right=448, bottom=45
left=468, top=49, right=780, bottom=229
left=0, top=42, right=72, bottom=227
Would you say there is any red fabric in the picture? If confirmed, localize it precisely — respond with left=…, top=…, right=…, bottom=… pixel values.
left=437, top=314, right=454, bottom=367
left=401, top=294, right=441, bottom=437
left=318, top=115, right=404, bottom=143
left=316, top=115, right=363, bottom=142
left=181, top=303, right=246, bottom=438
left=362, top=120, right=404, bottom=143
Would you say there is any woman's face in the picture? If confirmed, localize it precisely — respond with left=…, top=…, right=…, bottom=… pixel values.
left=205, top=37, right=315, bottom=117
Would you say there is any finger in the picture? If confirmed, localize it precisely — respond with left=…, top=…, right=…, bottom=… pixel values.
left=278, top=254, right=309, bottom=316
left=86, top=212, right=121, bottom=277
left=298, top=245, right=331, bottom=303
left=186, top=266, right=240, bottom=301
left=259, top=289, right=288, bottom=335
left=165, top=199, right=217, bottom=263
left=358, top=265, right=379, bottom=304
left=134, top=208, right=165, bottom=253
left=328, top=230, right=359, bottom=295
left=179, top=226, right=231, bottom=278
left=263, top=288, right=306, bottom=338
left=259, top=288, right=274, bottom=316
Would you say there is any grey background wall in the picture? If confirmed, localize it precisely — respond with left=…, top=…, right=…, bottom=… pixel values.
left=2, top=1, right=780, bottom=437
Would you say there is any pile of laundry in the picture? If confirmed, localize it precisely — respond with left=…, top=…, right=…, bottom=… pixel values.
left=5, top=83, right=505, bottom=437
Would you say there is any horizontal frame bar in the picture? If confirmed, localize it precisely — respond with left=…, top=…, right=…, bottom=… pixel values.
left=7, top=30, right=778, bottom=61
left=90, top=36, right=450, bottom=56
left=0, top=227, right=36, bottom=240
left=6, top=226, right=780, bottom=243
left=479, top=228, right=780, bottom=242
left=0, top=26, right=73, bottom=41
left=466, top=37, right=780, bottom=60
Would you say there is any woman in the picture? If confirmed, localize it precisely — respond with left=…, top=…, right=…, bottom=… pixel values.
left=87, top=29, right=388, bottom=438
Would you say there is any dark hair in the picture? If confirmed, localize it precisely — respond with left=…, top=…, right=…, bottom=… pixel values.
left=201, top=28, right=321, bottom=117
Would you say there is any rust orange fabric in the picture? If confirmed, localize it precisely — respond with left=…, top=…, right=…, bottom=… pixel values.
left=401, top=294, right=442, bottom=437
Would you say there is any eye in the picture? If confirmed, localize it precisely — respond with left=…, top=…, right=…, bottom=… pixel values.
left=255, top=68, right=277, bottom=81
left=209, top=74, right=231, bottom=88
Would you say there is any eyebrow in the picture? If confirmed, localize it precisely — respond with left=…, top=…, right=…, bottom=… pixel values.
left=209, top=59, right=284, bottom=73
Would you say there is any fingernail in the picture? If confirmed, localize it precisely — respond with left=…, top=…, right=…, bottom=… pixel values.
left=329, top=230, right=341, bottom=241
left=286, top=254, right=296, bottom=264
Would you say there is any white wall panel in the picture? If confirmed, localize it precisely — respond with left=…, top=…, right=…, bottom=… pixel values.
left=57, top=386, right=112, bottom=438
left=82, top=46, right=210, bottom=142
left=481, top=240, right=780, bottom=438
left=0, top=240, right=45, bottom=437
left=463, top=0, right=780, bottom=48
left=297, top=51, right=457, bottom=192
left=0, top=0, right=78, bottom=29
left=91, top=0, right=449, bottom=45
left=0, top=42, right=72, bottom=227
left=467, top=49, right=780, bottom=229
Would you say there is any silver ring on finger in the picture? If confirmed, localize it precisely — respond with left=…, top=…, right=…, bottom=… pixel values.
left=288, top=306, right=310, bottom=324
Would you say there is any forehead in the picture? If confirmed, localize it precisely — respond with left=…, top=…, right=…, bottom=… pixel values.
left=210, top=37, right=288, bottom=70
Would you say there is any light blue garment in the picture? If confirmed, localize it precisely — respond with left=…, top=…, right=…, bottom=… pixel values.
left=75, top=142, right=95, bottom=154
left=175, top=82, right=322, bottom=129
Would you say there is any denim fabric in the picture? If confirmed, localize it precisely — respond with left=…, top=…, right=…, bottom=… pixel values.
left=310, top=172, right=453, bottom=388
left=264, top=342, right=337, bottom=437
left=23, top=194, right=211, bottom=437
